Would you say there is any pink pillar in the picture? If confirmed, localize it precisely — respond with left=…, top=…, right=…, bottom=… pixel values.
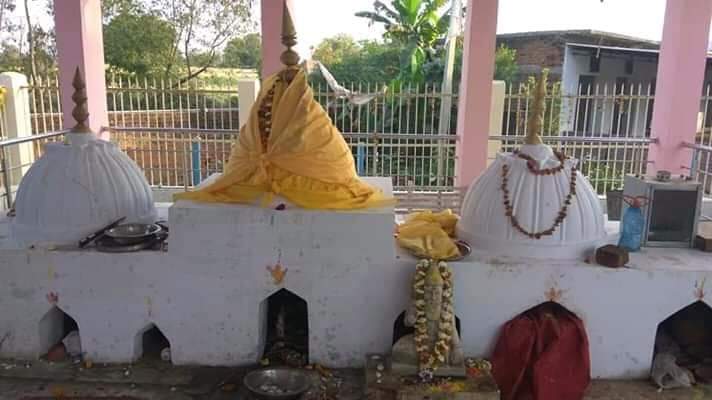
left=54, top=0, right=108, bottom=137
left=455, top=0, right=498, bottom=187
left=648, top=0, right=712, bottom=174
left=261, top=0, right=295, bottom=77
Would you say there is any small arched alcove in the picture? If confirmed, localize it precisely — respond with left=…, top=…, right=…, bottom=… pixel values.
left=392, top=311, right=461, bottom=345
left=259, top=289, right=308, bottom=366
left=38, top=306, right=81, bottom=361
left=490, top=301, right=590, bottom=400
left=134, top=323, right=172, bottom=364
left=653, top=301, right=712, bottom=383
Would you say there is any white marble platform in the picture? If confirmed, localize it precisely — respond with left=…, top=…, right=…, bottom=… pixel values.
left=0, top=192, right=711, bottom=379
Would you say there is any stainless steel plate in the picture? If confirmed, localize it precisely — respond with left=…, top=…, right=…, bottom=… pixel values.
left=105, top=223, right=162, bottom=244
left=243, top=368, right=310, bottom=400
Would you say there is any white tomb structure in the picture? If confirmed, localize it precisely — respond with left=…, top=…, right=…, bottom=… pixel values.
left=459, top=143, right=607, bottom=260
left=10, top=70, right=156, bottom=248
left=459, top=71, right=606, bottom=260
left=2, top=24, right=712, bottom=384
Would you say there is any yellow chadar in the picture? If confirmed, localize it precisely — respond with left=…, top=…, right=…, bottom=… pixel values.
left=174, top=68, right=392, bottom=210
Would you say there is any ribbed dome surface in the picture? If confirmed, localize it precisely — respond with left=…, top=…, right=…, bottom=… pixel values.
left=458, top=144, right=606, bottom=260
left=11, top=133, right=156, bottom=247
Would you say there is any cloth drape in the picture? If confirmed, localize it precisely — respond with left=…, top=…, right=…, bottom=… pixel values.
left=396, top=209, right=460, bottom=260
left=174, top=68, right=392, bottom=210
left=491, top=302, right=591, bottom=400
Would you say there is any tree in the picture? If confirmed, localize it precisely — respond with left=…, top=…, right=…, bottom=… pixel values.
left=356, top=0, right=450, bottom=83
left=103, top=11, right=176, bottom=77
left=311, top=36, right=401, bottom=84
left=312, top=34, right=360, bottom=67
left=0, top=0, right=16, bottom=36
left=0, top=42, right=23, bottom=72
left=148, top=0, right=255, bottom=82
left=494, top=44, right=518, bottom=83
left=222, top=33, right=261, bottom=69
left=101, top=0, right=142, bottom=22
left=23, top=0, right=38, bottom=82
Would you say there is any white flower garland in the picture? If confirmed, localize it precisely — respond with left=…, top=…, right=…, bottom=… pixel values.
left=413, top=259, right=454, bottom=374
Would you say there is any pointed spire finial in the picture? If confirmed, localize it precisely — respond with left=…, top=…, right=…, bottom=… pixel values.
left=70, top=67, right=91, bottom=133
left=525, top=69, right=548, bottom=145
left=280, top=1, right=299, bottom=69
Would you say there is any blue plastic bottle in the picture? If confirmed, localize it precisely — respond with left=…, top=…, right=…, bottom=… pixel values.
left=618, top=196, right=647, bottom=252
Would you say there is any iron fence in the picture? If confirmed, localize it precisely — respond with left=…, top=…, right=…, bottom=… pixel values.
left=108, top=127, right=458, bottom=192
left=688, top=142, right=712, bottom=196
left=13, top=74, right=712, bottom=208
left=499, top=81, right=656, bottom=194
left=26, top=73, right=242, bottom=135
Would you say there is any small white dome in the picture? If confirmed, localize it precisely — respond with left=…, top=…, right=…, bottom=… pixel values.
left=458, top=144, right=606, bottom=260
left=11, top=133, right=156, bottom=247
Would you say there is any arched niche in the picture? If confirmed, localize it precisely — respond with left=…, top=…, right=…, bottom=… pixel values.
left=259, top=288, right=309, bottom=366
left=38, top=306, right=80, bottom=360
left=653, top=301, right=712, bottom=383
left=134, top=323, right=172, bottom=364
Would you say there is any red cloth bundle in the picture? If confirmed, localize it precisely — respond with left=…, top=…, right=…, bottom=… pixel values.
left=491, top=302, right=591, bottom=400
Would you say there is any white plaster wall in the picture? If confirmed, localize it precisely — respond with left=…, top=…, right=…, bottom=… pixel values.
left=2, top=197, right=712, bottom=378
left=446, top=248, right=712, bottom=378
left=561, top=47, right=658, bottom=137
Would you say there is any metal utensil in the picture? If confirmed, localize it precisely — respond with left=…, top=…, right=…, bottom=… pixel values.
left=105, top=223, right=162, bottom=245
left=78, top=217, right=126, bottom=248
left=243, top=368, right=311, bottom=400
left=446, top=240, right=472, bottom=261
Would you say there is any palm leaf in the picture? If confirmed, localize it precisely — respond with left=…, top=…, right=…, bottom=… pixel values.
left=437, top=7, right=451, bottom=35
left=355, top=11, right=394, bottom=27
left=392, top=0, right=409, bottom=19
left=373, top=0, right=400, bottom=20
left=400, top=0, right=423, bottom=26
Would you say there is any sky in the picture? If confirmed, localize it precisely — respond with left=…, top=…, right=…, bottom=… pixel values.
left=286, top=0, right=673, bottom=54
left=278, top=0, right=712, bottom=60
left=5, top=0, right=709, bottom=54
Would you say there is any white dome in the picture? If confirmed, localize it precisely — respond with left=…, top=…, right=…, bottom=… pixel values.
left=458, top=144, right=606, bottom=260
left=11, top=133, right=157, bottom=247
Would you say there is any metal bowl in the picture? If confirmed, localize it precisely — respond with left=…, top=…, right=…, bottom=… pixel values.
left=447, top=240, right=472, bottom=261
left=105, top=223, right=162, bottom=245
left=243, top=368, right=311, bottom=400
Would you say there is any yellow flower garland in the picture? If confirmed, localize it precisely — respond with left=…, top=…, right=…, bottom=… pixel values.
left=412, top=259, right=454, bottom=374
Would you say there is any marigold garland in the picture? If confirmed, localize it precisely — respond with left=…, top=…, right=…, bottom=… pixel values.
left=413, top=259, right=454, bottom=375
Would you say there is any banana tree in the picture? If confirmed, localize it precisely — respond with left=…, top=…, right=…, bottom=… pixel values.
left=356, top=0, right=450, bottom=83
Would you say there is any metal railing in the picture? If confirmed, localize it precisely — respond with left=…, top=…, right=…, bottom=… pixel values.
left=687, top=142, right=712, bottom=195
left=499, top=81, right=656, bottom=194
left=15, top=75, right=712, bottom=206
left=108, top=127, right=458, bottom=193
left=26, top=73, right=243, bottom=135
left=0, top=130, right=68, bottom=208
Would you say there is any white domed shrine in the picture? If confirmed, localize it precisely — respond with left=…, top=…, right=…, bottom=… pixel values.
left=10, top=69, right=156, bottom=247
left=458, top=72, right=606, bottom=260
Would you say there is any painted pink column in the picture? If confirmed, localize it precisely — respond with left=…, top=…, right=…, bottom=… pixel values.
left=54, top=0, right=109, bottom=137
left=455, top=0, right=498, bottom=187
left=261, top=0, right=295, bottom=77
left=648, top=0, right=712, bottom=174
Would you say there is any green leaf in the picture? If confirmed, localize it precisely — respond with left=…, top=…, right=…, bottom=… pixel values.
left=373, top=1, right=400, bottom=20
left=354, top=11, right=395, bottom=26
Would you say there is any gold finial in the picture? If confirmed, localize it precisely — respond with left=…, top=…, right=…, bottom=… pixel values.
left=525, top=69, right=549, bottom=145
left=70, top=67, right=91, bottom=133
left=279, top=1, right=299, bottom=83
left=280, top=2, right=299, bottom=67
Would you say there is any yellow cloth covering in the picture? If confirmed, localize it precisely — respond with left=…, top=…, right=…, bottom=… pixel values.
left=396, top=210, right=460, bottom=260
left=174, top=68, right=392, bottom=209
